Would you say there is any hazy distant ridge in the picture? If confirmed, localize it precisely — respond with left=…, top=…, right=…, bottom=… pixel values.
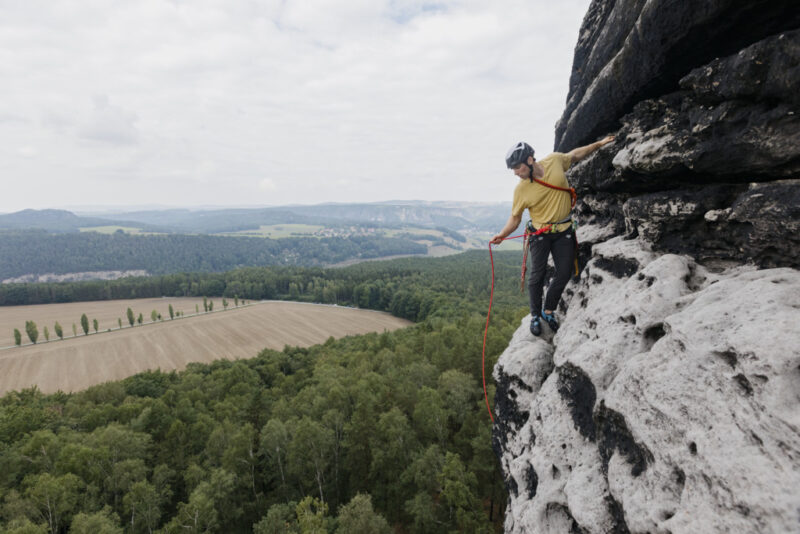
left=0, top=201, right=511, bottom=234
left=0, top=209, right=156, bottom=233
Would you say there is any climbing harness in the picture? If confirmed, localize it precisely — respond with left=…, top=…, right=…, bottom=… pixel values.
left=520, top=216, right=575, bottom=289
left=519, top=217, right=581, bottom=290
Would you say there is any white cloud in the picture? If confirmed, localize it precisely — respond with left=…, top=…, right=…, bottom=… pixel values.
left=0, top=0, right=592, bottom=211
left=78, top=95, right=139, bottom=145
left=258, top=178, right=277, bottom=191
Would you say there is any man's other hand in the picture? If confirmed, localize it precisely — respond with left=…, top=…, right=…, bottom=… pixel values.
left=598, top=135, right=615, bottom=146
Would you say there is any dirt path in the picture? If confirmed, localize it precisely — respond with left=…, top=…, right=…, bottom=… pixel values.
left=0, top=301, right=412, bottom=395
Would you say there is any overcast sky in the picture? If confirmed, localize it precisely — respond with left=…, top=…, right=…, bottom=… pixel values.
left=1, top=0, right=591, bottom=213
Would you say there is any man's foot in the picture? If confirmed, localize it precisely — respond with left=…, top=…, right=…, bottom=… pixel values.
left=541, top=310, right=559, bottom=332
left=530, top=315, right=542, bottom=336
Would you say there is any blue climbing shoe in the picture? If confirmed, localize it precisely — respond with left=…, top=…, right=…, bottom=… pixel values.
left=530, top=315, right=542, bottom=336
left=541, top=310, right=559, bottom=332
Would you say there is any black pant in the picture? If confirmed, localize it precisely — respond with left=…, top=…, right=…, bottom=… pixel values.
left=528, top=228, right=575, bottom=315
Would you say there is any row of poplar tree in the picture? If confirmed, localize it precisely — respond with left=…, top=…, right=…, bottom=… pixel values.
left=10, top=297, right=252, bottom=347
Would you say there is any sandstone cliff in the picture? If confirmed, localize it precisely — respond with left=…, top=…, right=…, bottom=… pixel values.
left=493, top=1, right=800, bottom=532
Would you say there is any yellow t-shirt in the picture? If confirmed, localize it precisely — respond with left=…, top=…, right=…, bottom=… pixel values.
left=511, top=152, right=573, bottom=232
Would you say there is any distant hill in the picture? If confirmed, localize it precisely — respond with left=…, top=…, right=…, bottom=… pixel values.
left=94, top=208, right=310, bottom=234
left=94, top=201, right=512, bottom=234
left=1, top=202, right=512, bottom=235
left=0, top=209, right=159, bottom=233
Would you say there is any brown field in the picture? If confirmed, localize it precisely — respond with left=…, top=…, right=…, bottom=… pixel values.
left=0, top=300, right=412, bottom=395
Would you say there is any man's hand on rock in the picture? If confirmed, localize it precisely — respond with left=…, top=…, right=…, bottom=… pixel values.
left=598, top=135, right=615, bottom=147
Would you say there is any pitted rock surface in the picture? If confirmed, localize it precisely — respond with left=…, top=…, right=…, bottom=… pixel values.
left=557, top=13, right=800, bottom=268
left=493, top=238, right=800, bottom=533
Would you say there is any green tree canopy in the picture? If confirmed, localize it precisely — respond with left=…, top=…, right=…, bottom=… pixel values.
left=25, top=321, right=38, bottom=344
left=335, top=493, right=391, bottom=534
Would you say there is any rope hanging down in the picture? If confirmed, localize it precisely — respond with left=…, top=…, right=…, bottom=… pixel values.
left=482, top=226, right=552, bottom=423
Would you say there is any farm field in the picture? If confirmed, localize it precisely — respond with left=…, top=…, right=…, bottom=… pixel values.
left=0, top=300, right=412, bottom=395
left=218, top=223, right=325, bottom=238
left=79, top=225, right=161, bottom=235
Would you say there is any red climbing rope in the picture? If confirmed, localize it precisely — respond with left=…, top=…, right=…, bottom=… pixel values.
left=532, top=178, right=577, bottom=208
left=482, top=229, right=545, bottom=423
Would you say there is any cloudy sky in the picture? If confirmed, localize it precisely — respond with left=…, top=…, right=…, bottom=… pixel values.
left=1, top=0, right=591, bottom=213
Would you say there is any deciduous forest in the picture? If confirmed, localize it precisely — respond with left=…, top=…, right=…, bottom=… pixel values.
left=0, top=251, right=527, bottom=533
left=0, top=230, right=427, bottom=280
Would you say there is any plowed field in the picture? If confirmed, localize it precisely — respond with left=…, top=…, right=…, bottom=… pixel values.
left=0, top=300, right=412, bottom=395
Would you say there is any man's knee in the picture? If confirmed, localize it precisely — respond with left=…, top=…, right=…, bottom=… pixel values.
left=529, top=263, right=548, bottom=284
left=552, top=262, right=572, bottom=285
left=552, top=238, right=575, bottom=278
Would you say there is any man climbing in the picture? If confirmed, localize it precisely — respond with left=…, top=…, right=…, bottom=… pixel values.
left=491, top=136, right=615, bottom=336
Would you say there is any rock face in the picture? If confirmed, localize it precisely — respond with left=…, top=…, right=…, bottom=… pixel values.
left=494, top=1, right=800, bottom=532
left=557, top=2, right=800, bottom=269
left=494, top=239, right=800, bottom=533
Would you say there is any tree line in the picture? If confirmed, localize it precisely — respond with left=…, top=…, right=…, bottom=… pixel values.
left=0, top=250, right=524, bottom=322
left=0, top=230, right=427, bottom=281
left=0, top=250, right=529, bottom=532
left=8, top=299, right=249, bottom=348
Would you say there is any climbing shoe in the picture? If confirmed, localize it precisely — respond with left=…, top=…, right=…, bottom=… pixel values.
left=530, top=315, right=542, bottom=336
left=541, top=310, right=559, bottom=332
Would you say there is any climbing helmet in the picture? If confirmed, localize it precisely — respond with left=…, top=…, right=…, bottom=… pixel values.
left=505, top=141, right=534, bottom=169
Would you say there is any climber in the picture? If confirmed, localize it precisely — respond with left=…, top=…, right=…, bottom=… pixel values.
left=491, top=136, right=615, bottom=336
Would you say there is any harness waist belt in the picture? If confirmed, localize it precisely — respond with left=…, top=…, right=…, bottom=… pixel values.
left=529, top=215, right=572, bottom=232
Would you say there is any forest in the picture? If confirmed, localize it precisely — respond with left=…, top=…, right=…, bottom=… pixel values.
left=0, top=231, right=427, bottom=281
left=0, top=250, right=526, bottom=323
left=0, top=250, right=528, bottom=533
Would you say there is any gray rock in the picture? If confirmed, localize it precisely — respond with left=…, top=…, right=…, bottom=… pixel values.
left=494, top=238, right=800, bottom=533
left=556, top=0, right=800, bottom=152
left=619, top=179, right=800, bottom=268
left=681, top=30, right=800, bottom=108
left=562, top=29, right=800, bottom=268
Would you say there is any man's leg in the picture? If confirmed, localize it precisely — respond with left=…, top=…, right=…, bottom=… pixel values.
left=528, top=235, right=551, bottom=315
left=543, top=230, right=576, bottom=313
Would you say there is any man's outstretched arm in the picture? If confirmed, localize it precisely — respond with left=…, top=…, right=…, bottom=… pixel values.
left=568, top=135, right=615, bottom=162
left=491, top=213, right=522, bottom=245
